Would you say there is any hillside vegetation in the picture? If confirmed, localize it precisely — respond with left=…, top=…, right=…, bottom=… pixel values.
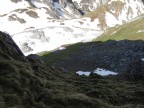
left=1, top=31, right=144, bottom=108
left=95, top=15, right=144, bottom=41
left=1, top=0, right=144, bottom=107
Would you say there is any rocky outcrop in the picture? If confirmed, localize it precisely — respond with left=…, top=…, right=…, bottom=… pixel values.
left=27, top=54, right=44, bottom=63
left=51, top=40, right=144, bottom=74
left=126, top=59, right=144, bottom=80
left=0, top=31, right=25, bottom=61
left=21, top=42, right=33, bottom=53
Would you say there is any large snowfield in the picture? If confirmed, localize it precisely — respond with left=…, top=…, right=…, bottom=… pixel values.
left=0, top=0, right=144, bottom=55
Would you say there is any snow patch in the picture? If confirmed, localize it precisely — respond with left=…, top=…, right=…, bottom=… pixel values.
left=0, top=0, right=29, bottom=15
left=58, top=47, right=66, bottom=50
left=31, top=0, right=48, bottom=8
left=76, top=68, right=117, bottom=76
left=105, top=12, right=122, bottom=27
left=141, top=58, right=144, bottom=61
left=76, top=71, right=91, bottom=76
left=111, top=31, right=117, bottom=35
left=72, top=0, right=82, bottom=4
left=138, top=30, right=144, bottom=33
left=94, top=68, right=118, bottom=76
left=108, top=0, right=124, bottom=4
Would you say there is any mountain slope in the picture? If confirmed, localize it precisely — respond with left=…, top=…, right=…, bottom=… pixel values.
left=84, top=0, right=144, bottom=29
left=0, top=31, right=107, bottom=108
left=0, top=0, right=103, bottom=55
left=95, top=14, right=144, bottom=41
left=0, top=0, right=144, bottom=55
left=41, top=15, right=144, bottom=73
left=1, top=32, right=144, bottom=108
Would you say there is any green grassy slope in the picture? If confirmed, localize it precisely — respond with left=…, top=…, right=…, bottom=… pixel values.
left=39, top=43, right=84, bottom=64
left=95, top=15, right=144, bottom=41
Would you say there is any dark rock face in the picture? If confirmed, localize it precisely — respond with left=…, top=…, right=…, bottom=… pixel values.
left=27, top=54, right=44, bottom=63
left=0, top=31, right=26, bottom=61
left=53, top=40, right=144, bottom=73
left=126, top=59, right=144, bottom=80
